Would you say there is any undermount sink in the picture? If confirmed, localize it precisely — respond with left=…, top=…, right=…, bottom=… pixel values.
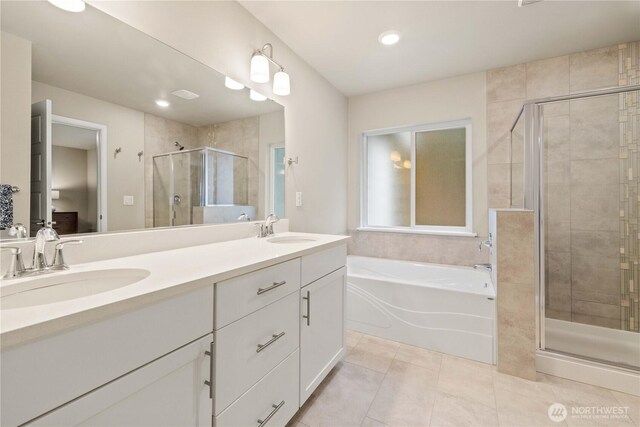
left=267, top=236, right=318, bottom=244
left=0, top=268, right=151, bottom=310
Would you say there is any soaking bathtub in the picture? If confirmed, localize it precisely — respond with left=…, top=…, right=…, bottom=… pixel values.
left=346, top=256, right=496, bottom=364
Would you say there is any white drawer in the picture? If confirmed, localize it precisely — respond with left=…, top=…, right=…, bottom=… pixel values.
left=215, top=259, right=301, bottom=328
left=215, top=349, right=299, bottom=427
left=301, top=245, right=346, bottom=286
left=214, top=291, right=299, bottom=415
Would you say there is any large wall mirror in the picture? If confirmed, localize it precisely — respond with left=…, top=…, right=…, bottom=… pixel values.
left=0, top=1, right=285, bottom=239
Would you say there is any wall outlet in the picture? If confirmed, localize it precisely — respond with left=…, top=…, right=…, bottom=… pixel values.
left=295, top=192, right=303, bottom=207
left=123, top=195, right=135, bottom=206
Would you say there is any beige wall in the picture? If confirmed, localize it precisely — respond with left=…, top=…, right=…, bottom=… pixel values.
left=347, top=72, right=488, bottom=266
left=92, top=1, right=348, bottom=234
left=0, top=32, right=31, bottom=232
left=32, top=81, right=145, bottom=232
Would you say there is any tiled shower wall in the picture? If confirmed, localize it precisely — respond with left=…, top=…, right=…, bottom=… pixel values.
left=619, top=42, right=639, bottom=332
left=487, top=41, right=640, bottom=331
left=144, top=114, right=260, bottom=227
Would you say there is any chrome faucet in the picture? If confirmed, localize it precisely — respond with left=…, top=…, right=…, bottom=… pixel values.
left=256, top=214, right=280, bottom=238
left=32, top=226, right=60, bottom=270
left=474, top=263, right=492, bottom=272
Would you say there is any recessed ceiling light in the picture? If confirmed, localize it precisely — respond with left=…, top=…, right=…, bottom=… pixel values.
left=47, top=0, right=86, bottom=12
left=155, top=100, right=170, bottom=108
left=378, top=30, right=400, bottom=46
left=225, top=77, right=245, bottom=90
left=171, top=89, right=199, bottom=100
left=249, top=89, right=267, bottom=102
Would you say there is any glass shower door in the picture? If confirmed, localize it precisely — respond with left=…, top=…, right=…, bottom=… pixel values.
left=540, top=91, right=640, bottom=369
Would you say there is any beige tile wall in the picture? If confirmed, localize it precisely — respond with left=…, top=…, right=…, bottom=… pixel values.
left=198, top=116, right=260, bottom=215
left=487, top=41, right=639, bottom=330
left=495, top=210, right=536, bottom=380
left=144, top=114, right=260, bottom=228
left=347, top=230, right=489, bottom=267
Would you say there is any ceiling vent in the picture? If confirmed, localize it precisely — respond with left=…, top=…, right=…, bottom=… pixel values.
left=171, top=89, right=200, bottom=100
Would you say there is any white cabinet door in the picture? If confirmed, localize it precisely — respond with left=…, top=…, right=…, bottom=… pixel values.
left=29, top=335, right=214, bottom=427
left=300, top=267, right=346, bottom=404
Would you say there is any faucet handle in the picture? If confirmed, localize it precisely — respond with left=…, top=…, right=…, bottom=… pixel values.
left=1, top=247, right=26, bottom=278
left=52, top=239, right=84, bottom=270
left=254, top=222, right=267, bottom=238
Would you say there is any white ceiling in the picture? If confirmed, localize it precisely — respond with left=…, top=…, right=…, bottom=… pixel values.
left=52, top=124, right=97, bottom=150
left=1, top=1, right=282, bottom=126
left=241, top=0, right=640, bottom=96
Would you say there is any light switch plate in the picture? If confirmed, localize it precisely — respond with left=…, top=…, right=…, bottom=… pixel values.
left=295, top=192, right=302, bottom=207
left=123, top=195, right=134, bottom=206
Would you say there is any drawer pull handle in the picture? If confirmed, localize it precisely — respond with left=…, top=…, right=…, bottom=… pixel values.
left=302, top=290, right=311, bottom=326
left=256, top=331, right=285, bottom=353
left=257, top=280, right=287, bottom=295
left=257, top=400, right=285, bottom=427
left=204, top=342, right=214, bottom=399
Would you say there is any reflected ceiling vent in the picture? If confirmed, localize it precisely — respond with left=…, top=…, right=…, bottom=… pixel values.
left=518, top=0, right=543, bottom=6
left=171, top=89, right=200, bottom=100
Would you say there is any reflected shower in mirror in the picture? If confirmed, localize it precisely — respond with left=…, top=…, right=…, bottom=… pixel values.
left=0, top=1, right=285, bottom=239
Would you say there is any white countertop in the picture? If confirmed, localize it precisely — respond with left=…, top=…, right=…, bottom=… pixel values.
left=0, top=232, right=349, bottom=348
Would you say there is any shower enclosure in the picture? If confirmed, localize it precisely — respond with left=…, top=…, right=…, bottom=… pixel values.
left=152, top=147, right=249, bottom=227
left=510, top=84, right=640, bottom=376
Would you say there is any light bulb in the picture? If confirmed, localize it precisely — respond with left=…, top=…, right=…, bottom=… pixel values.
left=403, top=160, right=412, bottom=169
left=250, top=89, right=267, bottom=102
left=250, top=54, right=270, bottom=83
left=273, top=70, right=290, bottom=96
left=224, top=77, right=245, bottom=90
left=47, top=0, right=85, bottom=12
left=390, top=151, right=401, bottom=162
left=378, top=30, right=400, bottom=46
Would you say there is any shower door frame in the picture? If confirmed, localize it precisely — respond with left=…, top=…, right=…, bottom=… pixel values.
left=518, top=84, right=640, bottom=367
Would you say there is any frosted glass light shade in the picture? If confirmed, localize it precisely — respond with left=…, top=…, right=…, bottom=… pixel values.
left=47, top=0, right=85, bottom=12
left=250, top=55, right=270, bottom=83
left=250, top=89, right=267, bottom=102
left=273, top=71, right=290, bottom=96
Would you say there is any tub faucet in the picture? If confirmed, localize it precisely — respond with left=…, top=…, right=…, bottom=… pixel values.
left=32, top=226, right=60, bottom=270
left=474, top=263, right=492, bottom=272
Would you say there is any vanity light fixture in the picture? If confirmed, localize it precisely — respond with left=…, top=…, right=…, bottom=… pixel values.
left=224, top=77, right=245, bottom=90
left=155, top=99, right=170, bottom=108
left=47, top=0, right=85, bottom=12
left=250, top=43, right=291, bottom=96
left=378, top=30, right=400, bottom=46
left=249, top=89, right=267, bottom=102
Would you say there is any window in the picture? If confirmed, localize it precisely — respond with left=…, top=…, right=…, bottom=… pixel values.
left=268, top=143, right=285, bottom=218
left=360, top=119, right=473, bottom=236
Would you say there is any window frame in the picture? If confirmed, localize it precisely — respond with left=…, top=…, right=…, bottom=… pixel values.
left=359, top=118, right=475, bottom=237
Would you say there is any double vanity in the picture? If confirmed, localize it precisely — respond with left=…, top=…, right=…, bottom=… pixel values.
left=1, top=232, right=348, bottom=427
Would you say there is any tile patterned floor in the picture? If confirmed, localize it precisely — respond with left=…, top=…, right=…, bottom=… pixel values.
left=289, top=331, right=639, bottom=427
